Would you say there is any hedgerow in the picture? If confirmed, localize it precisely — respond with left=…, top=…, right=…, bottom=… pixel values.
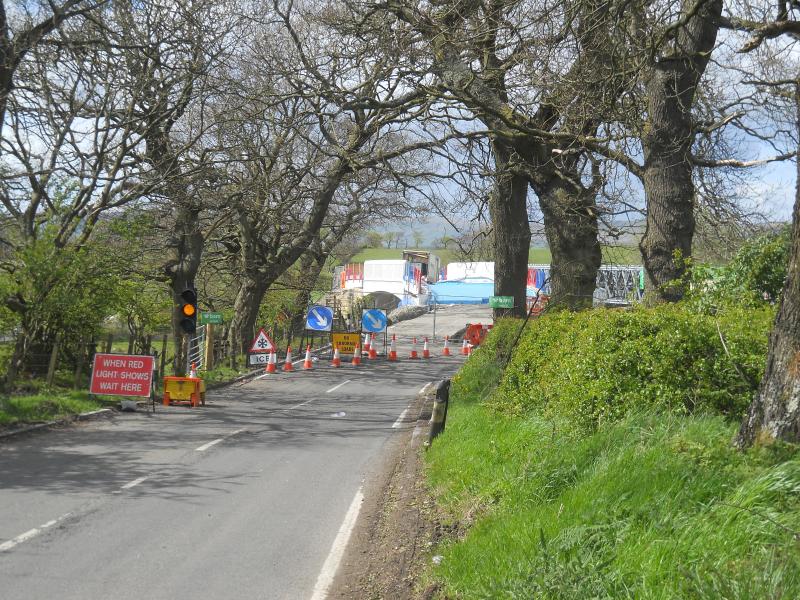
left=476, top=304, right=774, bottom=432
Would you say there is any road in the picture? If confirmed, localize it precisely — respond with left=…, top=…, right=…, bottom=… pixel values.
left=0, top=307, right=485, bottom=600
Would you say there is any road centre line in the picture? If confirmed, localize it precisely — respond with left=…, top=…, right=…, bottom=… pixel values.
left=195, top=427, right=247, bottom=452
left=0, top=512, right=72, bottom=553
left=309, top=487, right=364, bottom=600
left=121, top=476, right=148, bottom=490
left=326, top=380, right=352, bottom=394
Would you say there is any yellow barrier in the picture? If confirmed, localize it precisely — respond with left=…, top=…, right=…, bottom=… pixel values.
left=163, top=376, right=206, bottom=408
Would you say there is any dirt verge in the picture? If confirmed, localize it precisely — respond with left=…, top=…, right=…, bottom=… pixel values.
left=327, top=386, right=446, bottom=599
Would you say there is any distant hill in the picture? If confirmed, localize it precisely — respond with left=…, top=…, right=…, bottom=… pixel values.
left=347, top=245, right=641, bottom=266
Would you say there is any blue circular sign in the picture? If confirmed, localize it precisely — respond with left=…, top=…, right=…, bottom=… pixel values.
left=306, top=305, right=334, bottom=331
left=362, top=309, right=387, bottom=333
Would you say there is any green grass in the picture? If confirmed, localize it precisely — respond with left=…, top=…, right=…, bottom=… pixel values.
left=424, top=403, right=800, bottom=599
left=348, top=246, right=641, bottom=266
left=0, top=388, right=115, bottom=426
left=421, top=311, right=799, bottom=598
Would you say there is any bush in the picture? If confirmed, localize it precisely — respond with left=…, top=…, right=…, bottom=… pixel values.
left=480, top=304, right=774, bottom=432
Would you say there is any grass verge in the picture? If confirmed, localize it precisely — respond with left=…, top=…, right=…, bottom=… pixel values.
left=0, top=389, right=115, bottom=427
left=425, top=403, right=800, bottom=599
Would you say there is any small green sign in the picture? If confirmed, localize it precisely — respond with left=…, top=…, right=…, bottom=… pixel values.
left=489, top=296, right=514, bottom=309
left=199, top=312, right=223, bottom=325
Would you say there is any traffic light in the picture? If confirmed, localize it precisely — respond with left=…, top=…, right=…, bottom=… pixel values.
left=179, top=287, right=198, bottom=334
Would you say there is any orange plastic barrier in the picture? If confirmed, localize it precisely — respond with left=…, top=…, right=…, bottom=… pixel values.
left=163, top=376, right=206, bottom=408
left=465, top=323, right=490, bottom=347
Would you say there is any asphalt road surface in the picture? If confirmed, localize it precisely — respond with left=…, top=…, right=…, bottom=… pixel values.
left=0, top=308, right=483, bottom=600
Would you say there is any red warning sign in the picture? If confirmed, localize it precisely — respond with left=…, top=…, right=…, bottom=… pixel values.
left=249, top=328, right=277, bottom=353
left=90, top=353, right=155, bottom=397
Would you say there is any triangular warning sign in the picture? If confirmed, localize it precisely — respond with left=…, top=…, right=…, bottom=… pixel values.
left=249, top=328, right=276, bottom=353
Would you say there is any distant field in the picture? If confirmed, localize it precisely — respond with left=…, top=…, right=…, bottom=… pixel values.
left=348, top=245, right=641, bottom=266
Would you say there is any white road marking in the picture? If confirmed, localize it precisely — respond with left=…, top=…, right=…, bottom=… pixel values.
left=392, top=406, right=411, bottom=429
left=419, top=381, right=433, bottom=395
left=195, top=438, right=223, bottom=452
left=195, top=428, right=247, bottom=452
left=288, top=398, right=315, bottom=410
left=325, top=380, right=351, bottom=394
left=309, top=487, right=364, bottom=600
left=0, top=512, right=72, bottom=553
left=121, top=476, right=148, bottom=490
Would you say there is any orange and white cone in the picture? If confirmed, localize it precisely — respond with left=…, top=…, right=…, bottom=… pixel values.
left=368, top=333, right=378, bottom=359
left=388, top=334, right=398, bottom=361
left=363, top=333, right=371, bottom=356
left=189, top=362, right=197, bottom=378
left=265, top=351, right=277, bottom=373
left=422, top=337, right=431, bottom=359
left=283, top=346, right=294, bottom=372
left=303, top=345, right=313, bottom=370
left=352, top=344, right=362, bottom=367
left=442, top=336, right=451, bottom=356
left=409, top=337, right=419, bottom=359
left=461, top=338, right=469, bottom=355
left=331, top=345, right=342, bottom=367
left=467, top=343, right=473, bottom=356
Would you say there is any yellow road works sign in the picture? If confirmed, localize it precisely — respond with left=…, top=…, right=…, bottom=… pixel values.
left=331, top=332, right=361, bottom=355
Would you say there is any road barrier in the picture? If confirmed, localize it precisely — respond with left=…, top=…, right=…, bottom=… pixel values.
left=163, top=376, right=206, bottom=408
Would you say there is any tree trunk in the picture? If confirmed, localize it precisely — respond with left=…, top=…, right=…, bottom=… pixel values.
left=538, top=179, right=601, bottom=310
left=737, top=82, right=800, bottom=448
left=226, top=274, right=269, bottom=369
left=165, top=203, right=204, bottom=376
left=639, top=0, right=722, bottom=303
left=490, top=142, right=531, bottom=318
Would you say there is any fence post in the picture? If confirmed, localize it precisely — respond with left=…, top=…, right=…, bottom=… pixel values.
left=160, top=334, right=168, bottom=381
left=104, top=333, right=114, bottom=354
left=205, top=323, right=214, bottom=371
left=127, top=334, right=134, bottom=355
left=46, top=333, right=62, bottom=387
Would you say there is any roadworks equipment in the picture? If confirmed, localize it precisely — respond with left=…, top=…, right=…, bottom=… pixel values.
left=423, top=338, right=431, bottom=359
left=303, top=345, right=313, bottom=370
left=410, top=337, right=419, bottom=359
left=331, top=346, right=342, bottom=367
left=283, top=346, right=294, bottom=372
left=189, top=362, right=198, bottom=378
left=352, top=344, right=362, bottom=367
left=460, top=339, right=469, bottom=355
left=442, top=336, right=451, bottom=356
left=368, top=333, right=378, bottom=359
left=363, top=333, right=371, bottom=356
left=388, top=334, right=398, bottom=361
left=265, top=351, right=277, bottom=374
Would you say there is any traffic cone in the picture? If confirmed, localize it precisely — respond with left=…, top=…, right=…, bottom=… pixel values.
left=368, top=333, right=378, bottom=359
left=422, top=337, right=431, bottom=359
left=388, top=334, right=398, bottom=361
left=265, top=351, right=277, bottom=373
left=442, top=336, right=451, bottom=356
left=461, top=338, right=469, bottom=355
left=189, top=362, right=197, bottom=378
left=303, top=345, right=313, bottom=370
left=352, top=344, right=361, bottom=367
left=283, top=346, right=294, bottom=372
left=331, top=345, right=342, bottom=367
left=467, top=343, right=473, bottom=356
left=363, top=333, right=371, bottom=356
left=409, top=337, right=419, bottom=359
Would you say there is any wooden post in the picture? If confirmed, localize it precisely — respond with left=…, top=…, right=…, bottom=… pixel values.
left=46, top=333, right=62, bottom=387
left=144, top=334, right=152, bottom=355
left=204, top=323, right=214, bottom=371
left=104, top=333, right=114, bottom=354
left=73, top=339, right=86, bottom=390
left=160, top=334, right=168, bottom=381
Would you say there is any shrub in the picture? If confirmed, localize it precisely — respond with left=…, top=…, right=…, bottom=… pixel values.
left=486, top=304, right=773, bottom=432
